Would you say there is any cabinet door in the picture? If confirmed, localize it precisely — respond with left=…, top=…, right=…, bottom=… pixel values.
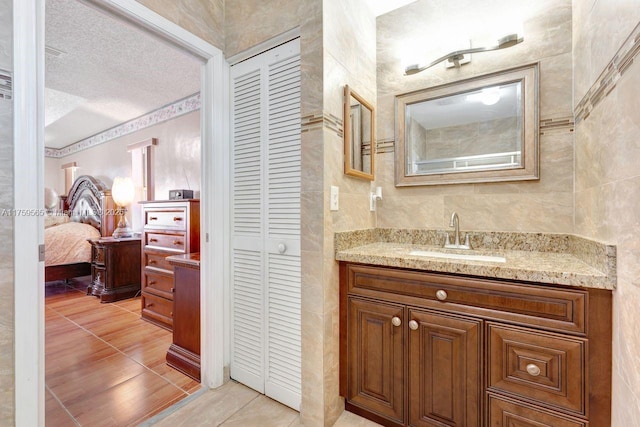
left=348, top=297, right=405, bottom=425
left=408, top=309, right=481, bottom=427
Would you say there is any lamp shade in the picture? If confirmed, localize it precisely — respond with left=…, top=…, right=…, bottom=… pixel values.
left=111, top=177, right=135, bottom=207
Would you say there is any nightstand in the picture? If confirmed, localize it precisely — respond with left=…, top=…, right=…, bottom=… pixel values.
left=87, top=237, right=142, bottom=303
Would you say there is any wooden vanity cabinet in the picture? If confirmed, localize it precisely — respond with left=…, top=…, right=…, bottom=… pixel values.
left=339, top=262, right=612, bottom=427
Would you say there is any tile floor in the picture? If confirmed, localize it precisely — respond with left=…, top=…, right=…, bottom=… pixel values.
left=46, top=278, right=381, bottom=427
left=45, top=278, right=201, bottom=426
left=144, top=380, right=382, bottom=427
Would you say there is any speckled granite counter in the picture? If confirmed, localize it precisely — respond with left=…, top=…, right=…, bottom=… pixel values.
left=335, top=229, right=616, bottom=290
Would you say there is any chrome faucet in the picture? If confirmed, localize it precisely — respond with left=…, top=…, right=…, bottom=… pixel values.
left=444, top=212, right=471, bottom=249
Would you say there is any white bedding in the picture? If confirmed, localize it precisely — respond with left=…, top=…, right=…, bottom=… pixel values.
left=45, top=221, right=101, bottom=266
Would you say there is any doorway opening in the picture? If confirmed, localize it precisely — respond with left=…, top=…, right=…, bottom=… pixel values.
left=13, top=1, right=227, bottom=425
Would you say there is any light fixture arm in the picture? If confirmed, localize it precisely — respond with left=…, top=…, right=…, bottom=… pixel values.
left=405, top=33, right=523, bottom=75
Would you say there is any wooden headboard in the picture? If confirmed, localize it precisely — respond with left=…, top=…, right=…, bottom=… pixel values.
left=64, top=175, right=116, bottom=237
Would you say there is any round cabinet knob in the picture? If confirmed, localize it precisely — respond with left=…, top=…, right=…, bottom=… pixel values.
left=526, top=363, right=541, bottom=376
left=408, top=320, right=419, bottom=330
left=436, top=290, right=448, bottom=301
left=391, top=316, right=402, bottom=327
left=277, top=243, right=287, bottom=254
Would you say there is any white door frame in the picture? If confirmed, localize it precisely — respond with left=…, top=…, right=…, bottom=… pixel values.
left=13, top=1, right=229, bottom=425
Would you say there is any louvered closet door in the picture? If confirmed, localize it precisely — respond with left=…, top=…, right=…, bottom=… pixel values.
left=230, top=38, right=301, bottom=411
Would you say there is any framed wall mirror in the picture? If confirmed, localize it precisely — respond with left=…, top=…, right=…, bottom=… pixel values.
left=395, top=63, right=539, bottom=186
left=344, top=85, right=375, bottom=180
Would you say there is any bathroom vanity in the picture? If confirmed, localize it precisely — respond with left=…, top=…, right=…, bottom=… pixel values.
left=337, top=229, right=615, bottom=427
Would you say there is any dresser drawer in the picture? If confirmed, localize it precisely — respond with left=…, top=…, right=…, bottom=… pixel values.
left=144, top=271, right=174, bottom=300
left=141, top=293, right=173, bottom=329
left=345, top=264, right=587, bottom=334
left=487, top=323, right=585, bottom=415
left=144, top=251, right=174, bottom=273
left=488, top=395, right=587, bottom=427
left=144, top=208, right=187, bottom=230
left=145, top=232, right=186, bottom=253
left=92, top=244, right=105, bottom=265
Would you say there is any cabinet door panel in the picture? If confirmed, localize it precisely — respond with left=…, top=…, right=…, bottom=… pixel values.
left=408, top=309, right=481, bottom=427
left=348, top=297, right=404, bottom=424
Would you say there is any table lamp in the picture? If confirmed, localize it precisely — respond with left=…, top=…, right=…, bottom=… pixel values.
left=111, top=176, right=135, bottom=238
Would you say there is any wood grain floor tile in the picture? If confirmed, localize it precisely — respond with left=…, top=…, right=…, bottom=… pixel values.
left=46, top=387, right=79, bottom=427
left=45, top=287, right=194, bottom=426
left=112, top=297, right=142, bottom=314
left=67, top=371, right=186, bottom=427
left=48, top=353, right=147, bottom=406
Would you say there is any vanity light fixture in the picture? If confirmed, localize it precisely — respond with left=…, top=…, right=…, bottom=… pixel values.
left=404, top=33, right=523, bottom=75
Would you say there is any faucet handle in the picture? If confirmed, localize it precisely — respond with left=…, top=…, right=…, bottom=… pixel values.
left=464, top=234, right=471, bottom=248
left=445, top=234, right=451, bottom=246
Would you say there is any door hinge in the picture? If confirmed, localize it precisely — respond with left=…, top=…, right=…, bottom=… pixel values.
left=38, top=244, right=45, bottom=262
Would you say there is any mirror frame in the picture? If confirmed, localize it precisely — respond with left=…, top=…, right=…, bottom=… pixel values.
left=395, top=63, right=539, bottom=186
left=344, top=85, right=375, bottom=180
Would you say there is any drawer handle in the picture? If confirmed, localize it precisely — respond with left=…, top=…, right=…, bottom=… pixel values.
left=149, top=280, right=156, bottom=285
left=391, top=316, right=401, bottom=327
left=408, top=320, right=419, bottom=331
left=436, top=290, right=448, bottom=301
left=149, top=238, right=158, bottom=243
left=149, top=216, right=158, bottom=221
left=526, top=364, right=541, bottom=377
left=149, top=260, right=157, bottom=265
left=170, top=287, right=175, bottom=293
left=173, top=240, right=183, bottom=246
left=173, top=217, right=183, bottom=221
left=146, top=303, right=154, bottom=308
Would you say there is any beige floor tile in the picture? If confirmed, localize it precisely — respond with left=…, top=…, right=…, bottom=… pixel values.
left=220, top=394, right=298, bottom=427
left=151, top=381, right=260, bottom=427
left=333, top=410, right=383, bottom=426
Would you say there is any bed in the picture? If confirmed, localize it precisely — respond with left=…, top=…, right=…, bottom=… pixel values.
left=45, top=175, right=117, bottom=282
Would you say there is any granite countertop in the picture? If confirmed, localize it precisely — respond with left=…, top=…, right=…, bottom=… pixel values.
left=335, top=229, right=616, bottom=290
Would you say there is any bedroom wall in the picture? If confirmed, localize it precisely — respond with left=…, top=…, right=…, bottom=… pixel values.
left=45, top=110, right=201, bottom=232
left=0, top=0, right=14, bottom=424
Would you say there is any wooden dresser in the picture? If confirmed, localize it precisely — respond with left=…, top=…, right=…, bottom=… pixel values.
left=87, top=237, right=141, bottom=303
left=166, top=253, right=201, bottom=381
left=140, top=200, right=199, bottom=330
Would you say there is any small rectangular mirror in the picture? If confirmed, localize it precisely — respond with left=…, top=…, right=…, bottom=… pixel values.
left=344, top=85, right=375, bottom=180
left=395, top=64, right=538, bottom=186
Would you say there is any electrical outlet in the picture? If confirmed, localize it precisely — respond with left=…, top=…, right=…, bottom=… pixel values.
left=330, top=186, right=339, bottom=211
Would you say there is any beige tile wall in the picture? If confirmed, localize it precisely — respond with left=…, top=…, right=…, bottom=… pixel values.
left=375, top=0, right=575, bottom=233
left=573, top=2, right=640, bottom=424
left=0, top=0, right=12, bottom=424
left=322, top=1, right=376, bottom=424
left=134, top=0, right=224, bottom=50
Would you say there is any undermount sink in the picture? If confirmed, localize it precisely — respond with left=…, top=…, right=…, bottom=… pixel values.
left=408, top=250, right=507, bottom=263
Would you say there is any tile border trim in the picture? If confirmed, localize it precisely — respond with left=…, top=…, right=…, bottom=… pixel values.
left=574, top=21, right=640, bottom=124
left=45, top=93, right=201, bottom=158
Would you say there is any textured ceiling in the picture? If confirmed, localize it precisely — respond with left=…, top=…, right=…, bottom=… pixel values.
left=45, top=0, right=201, bottom=149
